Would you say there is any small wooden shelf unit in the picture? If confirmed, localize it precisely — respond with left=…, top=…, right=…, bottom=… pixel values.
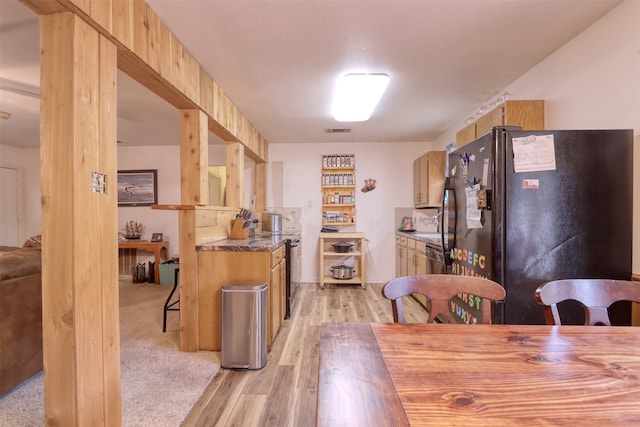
left=319, top=232, right=366, bottom=290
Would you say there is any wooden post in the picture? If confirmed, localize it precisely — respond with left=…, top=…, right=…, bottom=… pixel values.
left=178, top=109, right=208, bottom=351
left=225, top=141, right=245, bottom=208
left=180, top=109, right=209, bottom=205
left=255, top=162, right=267, bottom=212
left=40, top=12, right=120, bottom=426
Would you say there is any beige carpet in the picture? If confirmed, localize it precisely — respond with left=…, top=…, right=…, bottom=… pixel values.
left=0, top=280, right=221, bottom=426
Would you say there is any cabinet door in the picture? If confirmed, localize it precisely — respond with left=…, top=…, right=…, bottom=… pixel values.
left=412, top=242, right=428, bottom=308
left=413, top=158, right=422, bottom=206
left=426, top=151, right=446, bottom=207
left=474, top=100, right=545, bottom=138
left=456, top=123, right=477, bottom=147
left=396, top=240, right=406, bottom=277
left=502, top=100, right=545, bottom=130
left=269, top=259, right=284, bottom=343
left=279, top=258, right=286, bottom=321
left=406, top=238, right=416, bottom=276
left=415, top=152, right=445, bottom=208
left=414, top=154, right=429, bottom=208
left=475, top=106, right=503, bottom=137
left=416, top=251, right=427, bottom=275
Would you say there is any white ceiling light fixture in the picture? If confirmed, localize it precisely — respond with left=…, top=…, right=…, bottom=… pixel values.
left=332, top=73, right=390, bottom=122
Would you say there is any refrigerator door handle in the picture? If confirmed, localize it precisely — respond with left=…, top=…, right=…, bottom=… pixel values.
left=442, top=178, right=456, bottom=269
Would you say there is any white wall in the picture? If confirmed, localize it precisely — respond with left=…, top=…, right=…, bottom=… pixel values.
left=116, top=142, right=228, bottom=258
left=434, top=0, right=640, bottom=275
left=268, top=141, right=432, bottom=284
left=117, top=146, right=181, bottom=257
left=0, top=144, right=40, bottom=243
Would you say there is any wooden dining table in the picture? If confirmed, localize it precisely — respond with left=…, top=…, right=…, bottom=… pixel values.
left=317, top=322, right=640, bottom=426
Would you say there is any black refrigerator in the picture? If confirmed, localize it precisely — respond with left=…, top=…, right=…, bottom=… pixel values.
left=444, top=126, right=633, bottom=325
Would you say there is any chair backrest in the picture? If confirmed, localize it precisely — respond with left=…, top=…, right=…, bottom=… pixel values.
left=381, top=274, right=506, bottom=324
left=535, top=279, right=640, bottom=326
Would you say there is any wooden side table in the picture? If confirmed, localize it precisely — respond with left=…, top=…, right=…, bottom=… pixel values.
left=118, top=240, right=169, bottom=284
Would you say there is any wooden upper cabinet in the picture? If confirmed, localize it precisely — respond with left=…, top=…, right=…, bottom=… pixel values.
left=475, top=106, right=504, bottom=137
left=414, top=151, right=447, bottom=208
left=456, top=100, right=545, bottom=147
left=413, top=157, right=422, bottom=207
left=455, top=123, right=476, bottom=148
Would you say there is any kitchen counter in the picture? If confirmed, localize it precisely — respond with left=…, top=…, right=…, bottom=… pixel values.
left=197, top=232, right=299, bottom=252
left=396, top=230, right=442, bottom=247
left=197, top=231, right=297, bottom=351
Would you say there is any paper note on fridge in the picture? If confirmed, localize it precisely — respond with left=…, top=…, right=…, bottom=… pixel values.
left=465, top=185, right=483, bottom=229
left=512, top=134, right=557, bottom=173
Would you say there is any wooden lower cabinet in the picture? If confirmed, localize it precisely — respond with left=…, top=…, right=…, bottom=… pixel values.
left=416, top=244, right=427, bottom=276
left=396, top=236, right=407, bottom=277
left=412, top=239, right=429, bottom=308
left=396, top=235, right=429, bottom=308
left=197, top=244, right=286, bottom=351
left=270, top=249, right=286, bottom=343
left=406, top=238, right=417, bottom=276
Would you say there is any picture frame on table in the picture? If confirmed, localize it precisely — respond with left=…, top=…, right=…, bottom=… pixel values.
left=151, top=233, right=163, bottom=242
left=117, top=169, right=158, bottom=207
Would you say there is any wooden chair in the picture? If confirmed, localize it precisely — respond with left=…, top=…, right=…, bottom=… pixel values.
left=382, top=274, right=506, bottom=324
left=535, top=279, right=640, bottom=326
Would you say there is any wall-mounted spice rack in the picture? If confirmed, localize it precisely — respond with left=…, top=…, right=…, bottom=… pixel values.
left=321, top=154, right=356, bottom=226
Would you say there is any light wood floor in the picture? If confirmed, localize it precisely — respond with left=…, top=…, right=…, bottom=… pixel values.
left=181, top=282, right=429, bottom=426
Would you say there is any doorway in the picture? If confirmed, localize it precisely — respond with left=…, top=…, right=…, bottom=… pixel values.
left=0, top=166, right=20, bottom=246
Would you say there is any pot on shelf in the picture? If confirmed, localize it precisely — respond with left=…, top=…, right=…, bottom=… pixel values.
left=331, top=241, right=353, bottom=253
left=330, top=264, right=355, bottom=279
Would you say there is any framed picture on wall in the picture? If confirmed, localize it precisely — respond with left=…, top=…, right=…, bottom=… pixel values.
left=117, top=170, right=158, bottom=206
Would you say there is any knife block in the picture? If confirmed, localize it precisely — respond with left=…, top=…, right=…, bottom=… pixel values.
left=229, top=219, right=248, bottom=239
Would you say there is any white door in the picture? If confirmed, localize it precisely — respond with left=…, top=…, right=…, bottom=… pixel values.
left=0, top=166, right=20, bottom=246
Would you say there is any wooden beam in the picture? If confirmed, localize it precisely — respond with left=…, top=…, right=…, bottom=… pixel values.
left=21, top=0, right=269, bottom=162
left=40, top=12, right=120, bottom=426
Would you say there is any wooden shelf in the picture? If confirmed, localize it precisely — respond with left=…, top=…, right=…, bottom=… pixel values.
left=322, top=275, right=364, bottom=285
left=322, top=153, right=357, bottom=228
left=323, top=166, right=355, bottom=171
left=322, top=249, right=362, bottom=256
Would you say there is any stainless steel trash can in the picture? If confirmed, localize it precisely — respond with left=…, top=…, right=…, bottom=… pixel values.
left=221, top=282, right=268, bottom=369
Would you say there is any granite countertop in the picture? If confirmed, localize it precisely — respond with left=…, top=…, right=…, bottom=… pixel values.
left=197, top=232, right=299, bottom=252
left=396, top=230, right=443, bottom=246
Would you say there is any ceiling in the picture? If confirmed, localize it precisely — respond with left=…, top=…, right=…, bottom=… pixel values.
left=0, top=0, right=623, bottom=148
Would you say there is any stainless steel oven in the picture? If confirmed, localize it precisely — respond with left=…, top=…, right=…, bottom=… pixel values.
left=284, top=237, right=301, bottom=319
